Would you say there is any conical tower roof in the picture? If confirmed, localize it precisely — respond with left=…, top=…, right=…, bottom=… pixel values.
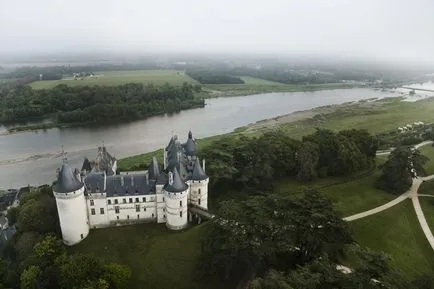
left=148, top=156, right=160, bottom=180
left=191, top=158, right=208, bottom=181
left=164, top=167, right=188, bottom=193
left=81, top=157, right=92, bottom=172
left=53, top=163, right=84, bottom=193
left=185, top=131, right=196, bottom=156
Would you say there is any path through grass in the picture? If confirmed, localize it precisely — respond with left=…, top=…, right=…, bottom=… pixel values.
left=349, top=200, right=434, bottom=280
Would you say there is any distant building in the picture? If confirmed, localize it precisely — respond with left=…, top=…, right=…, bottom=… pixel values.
left=53, top=131, right=209, bottom=246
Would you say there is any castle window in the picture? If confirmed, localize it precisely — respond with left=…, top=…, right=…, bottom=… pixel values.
left=198, top=189, right=201, bottom=195
left=108, top=199, right=112, bottom=205
left=81, top=234, right=83, bottom=239
left=137, top=214, right=139, bottom=219
left=198, top=199, right=201, bottom=205
left=117, top=216, right=119, bottom=220
left=163, top=214, right=166, bottom=218
left=127, top=215, right=130, bottom=219
left=163, top=208, right=165, bottom=212
left=152, top=213, right=154, bottom=218
left=123, top=198, right=126, bottom=204
left=115, top=206, right=120, bottom=214
left=90, top=200, right=94, bottom=206
left=129, top=198, right=133, bottom=203
left=91, top=208, right=95, bottom=215
left=180, top=200, right=182, bottom=207
left=163, top=197, right=165, bottom=201
left=100, top=208, right=105, bottom=215
left=114, top=199, right=118, bottom=204
left=180, top=211, right=182, bottom=217
left=144, top=207, right=147, bottom=212
left=135, top=205, right=140, bottom=212
left=142, top=197, right=146, bottom=202
left=135, top=197, right=139, bottom=203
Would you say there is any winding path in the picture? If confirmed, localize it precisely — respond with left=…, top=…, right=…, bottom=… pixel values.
left=342, top=140, right=434, bottom=251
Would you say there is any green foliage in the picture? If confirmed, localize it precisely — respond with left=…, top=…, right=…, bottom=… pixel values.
left=102, top=263, right=131, bottom=289
left=376, top=146, right=429, bottom=194
left=6, top=207, right=19, bottom=226
left=187, top=69, right=245, bottom=84
left=198, top=191, right=351, bottom=283
left=0, top=82, right=203, bottom=123
left=20, top=266, right=40, bottom=289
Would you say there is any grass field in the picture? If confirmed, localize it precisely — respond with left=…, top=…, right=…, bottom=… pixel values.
left=275, top=158, right=394, bottom=217
left=349, top=200, right=434, bottom=279
left=71, top=223, right=222, bottom=289
left=420, top=197, right=434, bottom=231
left=278, top=97, right=434, bottom=139
left=29, top=70, right=198, bottom=89
left=419, top=145, right=434, bottom=175
left=419, top=180, right=434, bottom=195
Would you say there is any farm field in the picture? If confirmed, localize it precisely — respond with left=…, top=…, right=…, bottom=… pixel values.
left=29, top=69, right=198, bottom=89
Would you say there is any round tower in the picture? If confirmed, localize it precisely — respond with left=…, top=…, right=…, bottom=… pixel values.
left=163, top=168, right=189, bottom=230
left=53, top=163, right=89, bottom=246
left=189, top=157, right=209, bottom=210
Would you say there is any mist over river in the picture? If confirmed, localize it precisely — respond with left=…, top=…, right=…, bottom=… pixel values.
left=0, top=88, right=398, bottom=188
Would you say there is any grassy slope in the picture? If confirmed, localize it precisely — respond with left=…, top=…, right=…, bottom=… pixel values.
left=349, top=200, right=434, bottom=279
left=419, top=145, right=434, bottom=175
left=29, top=70, right=198, bottom=89
left=419, top=197, right=434, bottom=231
left=71, top=223, right=222, bottom=289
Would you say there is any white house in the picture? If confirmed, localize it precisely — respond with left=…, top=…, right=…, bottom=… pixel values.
left=53, top=131, right=209, bottom=246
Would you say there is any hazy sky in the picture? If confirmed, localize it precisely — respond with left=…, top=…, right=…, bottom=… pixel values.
left=1, top=0, right=433, bottom=62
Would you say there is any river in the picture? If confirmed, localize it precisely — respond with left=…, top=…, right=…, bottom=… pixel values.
left=0, top=88, right=397, bottom=189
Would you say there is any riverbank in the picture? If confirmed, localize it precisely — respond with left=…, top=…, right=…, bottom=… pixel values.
left=118, top=96, right=434, bottom=170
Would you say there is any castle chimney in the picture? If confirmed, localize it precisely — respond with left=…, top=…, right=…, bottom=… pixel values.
left=203, top=159, right=206, bottom=173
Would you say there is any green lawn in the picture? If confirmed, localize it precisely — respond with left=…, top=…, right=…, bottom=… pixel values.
left=280, top=97, right=434, bottom=139
left=418, top=180, right=434, bottom=196
left=71, top=223, right=222, bottom=289
left=29, top=70, right=198, bottom=89
left=420, top=197, right=434, bottom=232
left=275, top=164, right=394, bottom=217
left=240, top=76, right=287, bottom=86
left=349, top=200, right=434, bottom=280
left=419, top=145, right=434, bottom=175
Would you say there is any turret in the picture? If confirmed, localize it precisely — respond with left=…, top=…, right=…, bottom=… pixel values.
left=184, top=131, right=196, bottom=156
left=53, top=163, right=89, bottom=246
left=148, top=156, right=160, bottom=180
left=189, top=157, right=209, bottom=210
left=163, top=167, right=189, bottom=230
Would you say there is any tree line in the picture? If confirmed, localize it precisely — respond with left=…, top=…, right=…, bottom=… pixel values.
left=0, top=82, right=204, bottom=124
left=200, top=128, right=378, bottom=191
left=1, top=186, right=132, bottom=289
left=186, top=69, right=245, bottom=84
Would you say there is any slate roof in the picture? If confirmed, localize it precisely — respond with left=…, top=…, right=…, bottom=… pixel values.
left=81, top=157, right=92, bottom=172
left=53, top=164, right=84, bottom=193
left=95, top=146, right=116, bottom=175
left=105, top=174, right=151, bottom=197
left=184, top=131, right=196, bottom=156
left=191, top=158, right=208, bottom=181
left=164, top=167, right=188, bottom=193
left=156, top=173, right=168, bottom=185
left=148, top=157, right=160, bottom=180
left=84, top=172, right=105, bottom=193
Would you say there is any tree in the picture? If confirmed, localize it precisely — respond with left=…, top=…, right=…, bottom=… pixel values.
left=7, top=207, right=19, bottom=226
left=249, top=270, right=293, bottom=289
left=198, top=191, right=351, bottom=284
left=297, top=141, right=319, bottom=181
left=20, top=266, right=40, bottom=289
left=102, top=263, right=131, bottom=289
left=376, top=146, right=429, bottom=194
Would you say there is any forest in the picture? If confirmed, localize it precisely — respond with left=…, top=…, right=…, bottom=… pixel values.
left=0, top=82, right=204, bottom=124
left=1, top=186, right=132, bottom=289
left=186, top=69, right=245, bottom=84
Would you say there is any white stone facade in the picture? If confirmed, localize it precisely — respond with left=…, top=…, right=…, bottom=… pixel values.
left=54, top=185, right=89, bottom=246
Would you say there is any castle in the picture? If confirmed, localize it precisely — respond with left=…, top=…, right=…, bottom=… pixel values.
left=52, top=131, right=209, bottom=246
